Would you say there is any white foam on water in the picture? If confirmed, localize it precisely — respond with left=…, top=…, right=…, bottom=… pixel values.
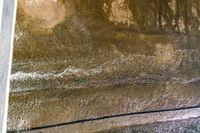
left=11, top=66, right=103, bottom=81
left=182, top=77, right=200, bottom=84
left=172, top=77, right=200, bottom=84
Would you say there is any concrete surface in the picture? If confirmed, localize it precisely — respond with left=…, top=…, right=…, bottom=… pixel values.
left=8, top=0, right=200, bottom=132
left=17, top=107, right=200, bottom=133
left=0, top=0, right=17, bottom=132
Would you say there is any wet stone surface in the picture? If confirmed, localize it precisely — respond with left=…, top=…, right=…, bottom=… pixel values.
left=99, top=117, right=200, bottom=133
left=8, top=0, right=200, bottom=131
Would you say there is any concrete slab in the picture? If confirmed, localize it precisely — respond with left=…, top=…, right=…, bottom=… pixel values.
left=17, top=107, right=200, bottom=133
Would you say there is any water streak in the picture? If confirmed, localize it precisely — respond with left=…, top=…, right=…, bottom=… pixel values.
left=11, top=66, right=103, bottom=81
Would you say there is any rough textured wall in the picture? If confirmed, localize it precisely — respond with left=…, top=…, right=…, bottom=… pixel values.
left=8, top=0, right=200, bottom=131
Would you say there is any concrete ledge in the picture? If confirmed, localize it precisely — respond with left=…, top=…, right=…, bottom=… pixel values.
left=12, top=107, right=200, bottom=133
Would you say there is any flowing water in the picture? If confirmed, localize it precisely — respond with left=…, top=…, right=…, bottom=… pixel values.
left=8, top=0, right=200, bottom=132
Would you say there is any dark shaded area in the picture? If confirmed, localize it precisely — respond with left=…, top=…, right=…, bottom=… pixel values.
left=75, top=0, right=200, bottom=34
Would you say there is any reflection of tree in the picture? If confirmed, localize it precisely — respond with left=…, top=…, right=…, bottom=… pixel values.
left=158, top=0, right=200, bottom=34
left=74, top=0, right=200, bottom=34
left=108, top=0, right=134, bottom=27
left=147, top=0, right=200, bottom=34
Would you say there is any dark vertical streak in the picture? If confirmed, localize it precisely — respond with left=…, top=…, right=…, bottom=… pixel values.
left=197, top=0, right=200, bottom=32
left=155, top=0, right=159, bottom=28
left=175, top=0, right=180, bottom=32
left=159, top=0, right=163, bottom=31
left=184, top=0, right=189, bottom=34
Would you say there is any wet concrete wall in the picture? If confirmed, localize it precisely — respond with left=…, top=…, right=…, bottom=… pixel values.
left=8, top=0, right=200, bottom=131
